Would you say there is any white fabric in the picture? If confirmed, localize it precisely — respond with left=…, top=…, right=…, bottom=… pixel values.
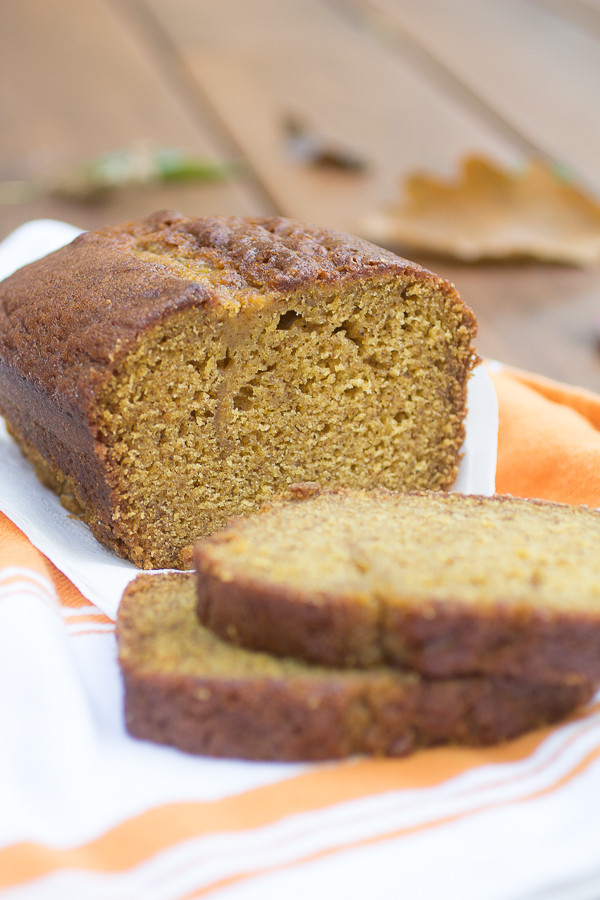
left=1, top=579, right=600, bottom=899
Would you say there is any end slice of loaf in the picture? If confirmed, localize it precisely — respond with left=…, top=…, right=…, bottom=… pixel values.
left=195, top=489, right=600, bottom=683
left=117, top=572, right=592, bottom=761
left=0, top=212, right=477, bottom=568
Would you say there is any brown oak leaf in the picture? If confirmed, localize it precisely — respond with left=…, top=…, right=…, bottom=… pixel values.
left=363, top=156, right=600, bottom=266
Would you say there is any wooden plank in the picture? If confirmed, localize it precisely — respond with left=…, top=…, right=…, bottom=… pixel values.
left=2, top=0, right=599, bottom=388
left=431, top=256, right=600, bottom=392
left=364, top=0, right=600, bottom=194
left=533, top=0, right=600, bottom=31
left=0, top=0, right=265, bottom=240
left=553, top=0, right=600, bottom=14
left=136, top=0, right=600, bottom=390
left=139, top=0, right=521, bottom=234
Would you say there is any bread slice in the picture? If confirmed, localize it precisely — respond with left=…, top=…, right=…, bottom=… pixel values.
left=0, top=212, right=477, bottom=568
left=117, top=572, right=592, bottom=761
left=194, top=488, right=600, bottom=683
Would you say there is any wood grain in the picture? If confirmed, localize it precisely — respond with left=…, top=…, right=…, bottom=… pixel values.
left=429, top=257, right=600, bottom=391
left=367, top=0, right=600, bottom=193
left=0, top=0, right=599, bottom=389
left=0, top=0, right=263, bottom=239
left=141, top=0, right=520, bottom=233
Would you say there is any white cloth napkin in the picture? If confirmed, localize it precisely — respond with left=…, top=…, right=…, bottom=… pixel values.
left=0, top=220, right=498, bottom=619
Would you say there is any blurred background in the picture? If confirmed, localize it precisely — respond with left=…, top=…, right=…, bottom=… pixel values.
left=1, top=0, right=599, bottom=389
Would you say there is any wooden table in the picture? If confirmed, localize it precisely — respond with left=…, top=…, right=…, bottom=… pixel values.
left=1, top=0, right=599, bottom=390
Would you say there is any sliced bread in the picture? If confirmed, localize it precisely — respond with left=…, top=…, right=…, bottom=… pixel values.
left=117, top=572, right=592, bottom=761
left=194, top=488, right=600, bottom=683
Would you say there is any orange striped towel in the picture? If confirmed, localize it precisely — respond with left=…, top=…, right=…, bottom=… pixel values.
left=1, top=366, right=600, bottom=899
left=2, top=221, right=600, bottom=898
left=492, top=364, right=600, bottom=507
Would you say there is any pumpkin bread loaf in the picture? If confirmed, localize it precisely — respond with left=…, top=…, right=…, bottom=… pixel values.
left=0, top=212, right=477, bottom=568
left=195, top=488, right=600, bottom=683
left=117, top=572, right=592, bottom=761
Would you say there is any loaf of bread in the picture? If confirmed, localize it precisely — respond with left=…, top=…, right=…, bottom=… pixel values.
left=117, top=572, right=592, bottom=761
left=195, top=487, right=600, bottom=683
left=0, top=212, right=477, bottom=568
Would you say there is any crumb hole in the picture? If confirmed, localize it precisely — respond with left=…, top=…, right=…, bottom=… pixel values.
left=277, top=310, right=303, bottom=330
left=217, top=349, right=234, bottom=371
left=233, top=385, right=254, bottom=411
left=333, top=319, right=363, bottom=349
left=344, top=385, right=361, bottom=399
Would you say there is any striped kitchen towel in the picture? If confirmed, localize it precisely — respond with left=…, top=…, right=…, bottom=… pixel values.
left=1, top=367, right=599, bottom=900
left=1, top=222, right=600, bottom=899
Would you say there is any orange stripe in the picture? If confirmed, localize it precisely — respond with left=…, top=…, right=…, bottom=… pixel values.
left=0, top=711, right=596, bottom=890
left=0, top=513, right=91, bottom=607
left=0, top=575, right=110, bottom=627
left=63, top=614, right=113, bottom=626
left=185, top=738, right=600, bottom=900
left=0, top=575, right=112, bottom=630
left=0, top=513, right=53, bottom=577
left=66, top=627, right=115, bottom=637
left=0, top=573, right=53, bottom=593
left=0, top=511, right=96, bottom=612
left=0, top=575, right=58, bottom=613
left=171, top=711, right=600, bottom=898
left=50, top=565, right=97, bottom=611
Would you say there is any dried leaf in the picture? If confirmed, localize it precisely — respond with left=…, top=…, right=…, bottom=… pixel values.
left=363, top=156, right=600, bottom=266
left=0, top=145, right=236, bottom=206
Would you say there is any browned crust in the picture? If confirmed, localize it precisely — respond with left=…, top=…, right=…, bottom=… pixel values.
left=4, top=419, right=133, bottom=561
left=120, top=667, right=592, bottom=761
left=0, top=210, right=471, bottom=417
left=196, top=563, right=600, bottom=682
left=196, top=567, right=384, bottom=668
left=0, top=237, right=211, bottom=422
left=0, top=213, right=477, bottom=568
left=93, top=210, right=460, bottom=295
left=195, top=490, right=600, bottom=684
left=118, top=573, right=592, bottom=761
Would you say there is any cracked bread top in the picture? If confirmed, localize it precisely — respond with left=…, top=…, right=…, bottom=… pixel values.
left=0, top=211, right=470, bottom=421
left=113, top=210, right=442, bottom=296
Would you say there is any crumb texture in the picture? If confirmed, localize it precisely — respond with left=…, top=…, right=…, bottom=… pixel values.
left=116, top=572, right=591, bottom=761
left=0, top=212, right=477, bottom=567
left=195, top=490, right=600, bottom=680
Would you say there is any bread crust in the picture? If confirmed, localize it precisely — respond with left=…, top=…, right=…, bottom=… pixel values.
left=0, top=213, right=477, bottom=567
left=118, top=573, right=592, bottom=761
left=195, top=489, right=600, bottom=683
left=0, top=211, right=465, bottom=410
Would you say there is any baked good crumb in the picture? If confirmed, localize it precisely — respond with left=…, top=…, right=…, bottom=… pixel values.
left=117, top=572, right=592, bottom=761
left=0, top=212, right=477, bottom=568
left=195, top=488, right=600, bottom=683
